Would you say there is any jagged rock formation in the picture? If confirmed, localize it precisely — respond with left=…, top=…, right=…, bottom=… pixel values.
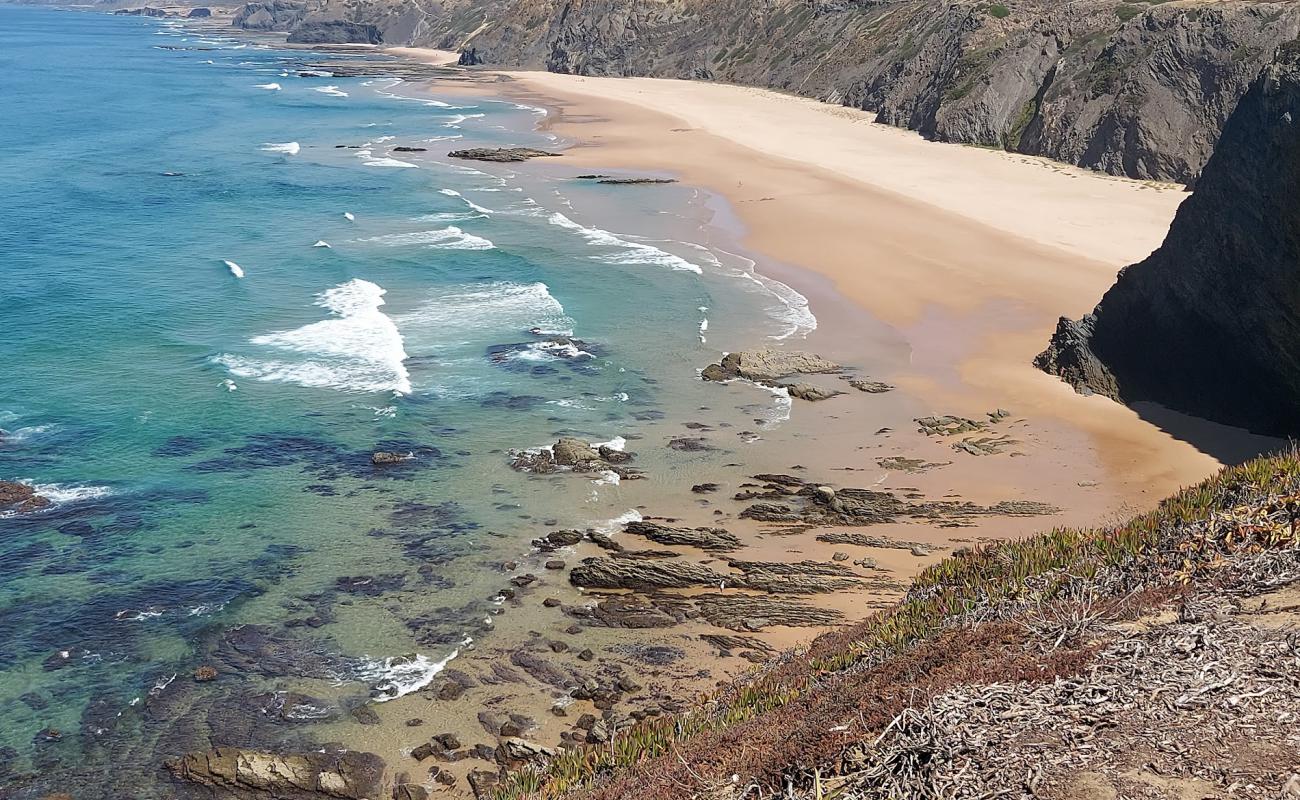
left=306, top=0, right=1300, bottom=184
left=231, top=0, right=308, bottom=31
left=165, top=747, right=385, bottom=799
left=286, top=19, right=383, bottom=44
left=1037, top=44, right=1300, bottom=437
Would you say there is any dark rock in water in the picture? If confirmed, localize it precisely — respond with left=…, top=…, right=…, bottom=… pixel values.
left=193, top=665, right=218, bottom=682
left=20, top=691, right=48, bottom=710
left=458, top=46, right=483, bottom=66
left=667, top=437, right=715, bottom=452
left=287, top=19, right=384, bottom=45
left=349, top=705, right=380, bottom=725
left=336, top=573, right=406, bottom=596
left=187, top=7, right=212, bottom=17
left=0, top=480, right=50, bottom=514
left=113, top=6, right=171, bottom=16
left=1036, top=47, right=1300, bottom=437
left=448, top=147, right=561, bottom=162
left=248, top=690, right=338, bottom=724
left=371, top=451, right=413, bottom=465
left=392, top=146, right=427, bottom=152
left=167, top=747, right=385, bottom=798
left=534, top=529, right=583, bottom=551
left=215, top=624, right=351, bottom=680
left=691, top=483, right=720, bottom=494
left=231, top=0, right=306, bottom=31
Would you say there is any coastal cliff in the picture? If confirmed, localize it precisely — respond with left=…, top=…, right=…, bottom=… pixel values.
left=1037, top=44, right=1300, bottom=437
left=268, top=0, right=1300, bottom=184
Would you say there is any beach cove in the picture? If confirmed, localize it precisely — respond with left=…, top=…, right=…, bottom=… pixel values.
left=0, top=9, right=1281, bottom=799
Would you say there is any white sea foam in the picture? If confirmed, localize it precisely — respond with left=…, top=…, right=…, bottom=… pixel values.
left=411, top=211, right=483, bottom=224
left=511, top=340, right=593, bottom=362
left=592, top=436, right=626, bottom=452
left=5, top=424, right=54, bottom=442
left=357, top=226, right=494, bottom=250
left=438, top=188, right=494, bottom=215
left=442, top=113, right=485, bottom=127
left=354, top=650, right=459, bottom=702
left=213, top=279, right=411, bottom=395
left=592, top=470, right=620, bottom=486
left=705, top=247, right=817, bottom=340
left=254, top=82, right=281, bottom=91
left=343, top=211, right=355, bottom=222
left=222, top=259, right=245, bottom=279
left=314, top=85, right=349, bottom=98
left=362, top=157, right=419, bottom=169
left=547, top=212, right=703, bottom=274
left=312, top=240, right=332, bottom=248
left=260, top=141, right=300, bottom=155
left=0, top=481, right=112, bottom=518
left=221, top=378, right=238, bottom=392
left=594, top=509, right=642, bottom=534
left=396, top=281, right=573, bottom=338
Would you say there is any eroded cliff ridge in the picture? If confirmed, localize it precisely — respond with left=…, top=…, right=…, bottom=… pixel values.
left=247, top=0, right=1300, bottom=184
left=1037, top=43, right=1300, bottom=437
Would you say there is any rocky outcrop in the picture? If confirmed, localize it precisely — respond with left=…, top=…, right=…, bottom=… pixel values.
left=287, top=19, right=383, bottom=44
left=188, top=7, right=212, bottom=17
left=510, top=437, right=639, bottom=478
left=231, top=1, right=307, bottom=31
left=448, top=147, right=562, bottom=162
left=165, top=747, right=384, bottom=799
left=701, top=349, right=840, bottom=383
left=114, top=6, right=171, bottom=16
left=339, top=0, right=1300, bottom=184
left=0, top=481, right=50, bottom=514
left=1037, top=45, right=1300, bottom=437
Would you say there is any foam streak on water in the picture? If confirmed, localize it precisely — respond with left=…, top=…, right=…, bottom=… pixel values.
left=547, top=212, right=703, bottom=274
left=215, top=279, right=412, bottom=394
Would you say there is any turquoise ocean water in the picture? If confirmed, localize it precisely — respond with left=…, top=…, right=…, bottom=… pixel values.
left=0, top=6, right=817, bottom=793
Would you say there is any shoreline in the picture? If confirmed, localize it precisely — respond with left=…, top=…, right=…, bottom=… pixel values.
left=482, top=70, right=1282, bottom=504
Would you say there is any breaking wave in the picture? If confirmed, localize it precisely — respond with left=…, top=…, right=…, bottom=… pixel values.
left=213, top=279, right=411, bottom=395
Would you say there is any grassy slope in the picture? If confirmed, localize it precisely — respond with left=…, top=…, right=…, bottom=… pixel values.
left=489, top=448, right=1300, bottom=799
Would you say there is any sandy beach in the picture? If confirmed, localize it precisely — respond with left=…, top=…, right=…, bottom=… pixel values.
left=489, top=71, right=1281, bottom=503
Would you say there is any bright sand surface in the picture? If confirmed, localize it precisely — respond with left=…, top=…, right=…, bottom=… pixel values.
left=385, top=45, right=461, bottom=66
left=491, top=72, right=1279, bottom=504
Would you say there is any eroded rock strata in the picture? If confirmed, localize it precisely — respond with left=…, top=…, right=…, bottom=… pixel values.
left=235, top=0, right=1300, bottom=184
left=1037, top=47, right=1300, bottom=437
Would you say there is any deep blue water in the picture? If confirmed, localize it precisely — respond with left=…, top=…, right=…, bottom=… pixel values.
left=0, top=6, right=815, bottom=794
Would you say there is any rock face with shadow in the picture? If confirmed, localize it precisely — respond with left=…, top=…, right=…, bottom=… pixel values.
left=1036, top=44, right=1300, bottom=438
left=302, top=0, right=1300, bottom=184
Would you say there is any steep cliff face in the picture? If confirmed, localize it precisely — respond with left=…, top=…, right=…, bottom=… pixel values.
left=227, top=0, right=1299, bottom=183
left=1037, top=43, right=1300, bottom=437
left=341, top=0, right=1300, bottom=185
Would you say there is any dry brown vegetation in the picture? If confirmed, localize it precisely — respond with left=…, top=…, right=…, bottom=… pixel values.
left=490, top=449, right=1300, bottom=800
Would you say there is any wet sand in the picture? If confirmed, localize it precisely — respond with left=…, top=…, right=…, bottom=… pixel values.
left=317, top=65, right=1282, bottom=795
left=486, top=71, right=1279, bottom=505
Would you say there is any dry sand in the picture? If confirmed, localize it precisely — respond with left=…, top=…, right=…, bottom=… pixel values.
left=385, top=46, right=461, bottom=67
left=490, top=71, right=1279, bottom=504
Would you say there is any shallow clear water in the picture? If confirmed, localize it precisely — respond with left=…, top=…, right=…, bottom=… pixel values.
left=0, top=6, right=816, bottom=792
